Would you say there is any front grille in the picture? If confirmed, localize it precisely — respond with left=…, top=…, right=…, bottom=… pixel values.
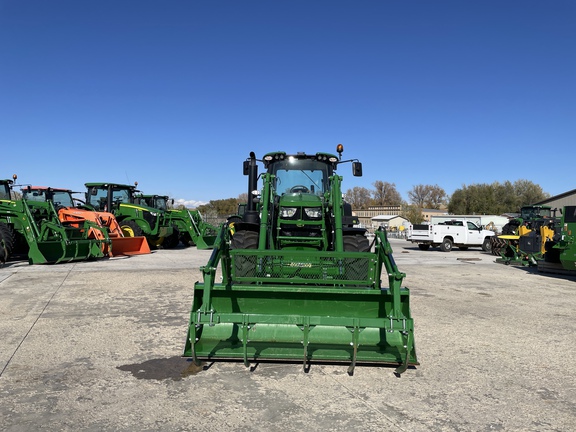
left=230, top=250, right=375, bottom=286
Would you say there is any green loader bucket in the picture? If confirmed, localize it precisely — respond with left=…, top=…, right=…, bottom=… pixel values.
left=29, top=238, right=105, bottom=264
left=194, top=234, right=217, bottom=250
left=185, top=247, right=418, bottom=374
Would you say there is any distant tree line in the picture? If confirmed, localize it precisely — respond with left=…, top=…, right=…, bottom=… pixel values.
left=194, top=179, right=550, bottom=224
left=196, top=197, right=240, bottom=222
left=447, top=180, right=548, bottom=215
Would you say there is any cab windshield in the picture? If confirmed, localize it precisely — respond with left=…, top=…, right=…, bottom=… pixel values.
left=87, top=186, right=131, bottom=211
left=271, top=159, right=328, bottom=196
left=152, top=197, right=167, bottom=211
left=23, top=189, right=48, bottom=202
left=52, top=191, right=74, bottom=207
left=521, top=207, right=551, bottom=219
left=22, top=189, right=74, bottom=207
left=0, top=183, right=11, bottom=200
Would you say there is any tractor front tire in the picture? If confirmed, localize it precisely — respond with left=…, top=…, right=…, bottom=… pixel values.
left=0, top=222, right=14, bottom=263
left=230, top=230, right=259, bottom=279
left=179, top=232, right=194, bottom=247
left=343, top=235, right=370, bottom=252
left=343, top=235, right=370, bottom=281
left=230, top=230, right=259, bottom=250
left=161, top=226, right=180, bottom=249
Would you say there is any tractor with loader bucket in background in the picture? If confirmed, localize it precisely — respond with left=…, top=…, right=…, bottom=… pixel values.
left=0, top=176, right=108, bottom=265
left=21, top=186, right=150, bottom=257
left=490, top=205, right=559, bottom=266
left=134, top=193, right=218, bottom=249
left=184, top=145, right=418, bottom=375
left=84, top=182, right=177, bottom=249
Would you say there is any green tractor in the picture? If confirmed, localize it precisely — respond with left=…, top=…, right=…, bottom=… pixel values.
left=491, top=205, right=558, bottom=266
left=553, top=206, right=576, bottom=272
left=184, top=145, right=418, bottom=375
left=134, top=194, right=218, bottom=249
left=84, top=182, right=177, bottom=249
left=0, top=177, right=108, bottom=265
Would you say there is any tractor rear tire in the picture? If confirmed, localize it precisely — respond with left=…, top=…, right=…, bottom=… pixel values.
left=230, top=230, right=259, bottom=249
left=343, top=235, right=370, bottom=252
left=440, top=238, right=453, bottom=252
left=490, top=236, right=507, bottom=256
left=120, top=220, right=144, bottom=238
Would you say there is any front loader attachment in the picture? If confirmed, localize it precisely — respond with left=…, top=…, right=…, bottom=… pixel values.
left=29, top=235, right=105, bottom=264
left=58, top=208, right=151, bottom=257
left=1, top=199, right=107, bottom=265
left=109, top=236, right=151, bottom=256
left=170, top=209, right=217, bottom=249
left=184, top=228, right=418, bottom=374
left=192, top=233, right=217, bottom=250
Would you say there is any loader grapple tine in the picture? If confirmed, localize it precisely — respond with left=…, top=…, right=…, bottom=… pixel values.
left=347, top=326, right=360, bottom=376
left=300, top=323, right=313, bottom=372
left=394, top=332, right=414, bottom=376
left=242, top=324, right=250, bottom=367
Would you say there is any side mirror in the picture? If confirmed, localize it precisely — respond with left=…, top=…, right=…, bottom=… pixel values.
left=352, top=162, right=362, bottom=177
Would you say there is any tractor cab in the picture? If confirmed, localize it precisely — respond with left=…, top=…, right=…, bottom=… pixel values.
left=520, top=205, right=552, bottom=223
left=0, top=179, right=13, bottom=200
left=85, top=183, right=135, bottom=212
left=22, top=187, right=77, bottom=209
left=236, top=145, right=365, bottom=252
left=135, top=194, right=172, bottom=211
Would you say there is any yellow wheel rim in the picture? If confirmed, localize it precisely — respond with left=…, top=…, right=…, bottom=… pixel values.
left=121, top=226, right=135, bottom=237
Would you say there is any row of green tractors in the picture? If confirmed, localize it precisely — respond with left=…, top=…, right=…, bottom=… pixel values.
left=490, top=204, right=576, bottom=273
left=0, top=178, right=217, bottom=265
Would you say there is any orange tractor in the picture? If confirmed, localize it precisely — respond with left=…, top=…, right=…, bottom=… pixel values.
left=23, top=186, right=150, bottom=257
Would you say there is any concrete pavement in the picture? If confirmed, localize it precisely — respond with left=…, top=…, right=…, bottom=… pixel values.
left=1, top=239, right=575, bottom=431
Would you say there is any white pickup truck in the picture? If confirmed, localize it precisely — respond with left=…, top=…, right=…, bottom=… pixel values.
left=407, top=218, right=495, bottom=252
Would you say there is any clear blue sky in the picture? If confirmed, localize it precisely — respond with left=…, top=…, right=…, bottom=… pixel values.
left=1, top=1, right=574, bottom=207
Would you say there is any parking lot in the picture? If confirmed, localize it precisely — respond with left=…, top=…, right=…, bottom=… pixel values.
left=1, top=238, right=575, bottom=431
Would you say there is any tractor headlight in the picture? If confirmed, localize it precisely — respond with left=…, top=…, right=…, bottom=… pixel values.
left=280, top=207, right=297, bottom=218
left=304, top=208, right=322, bottom=220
